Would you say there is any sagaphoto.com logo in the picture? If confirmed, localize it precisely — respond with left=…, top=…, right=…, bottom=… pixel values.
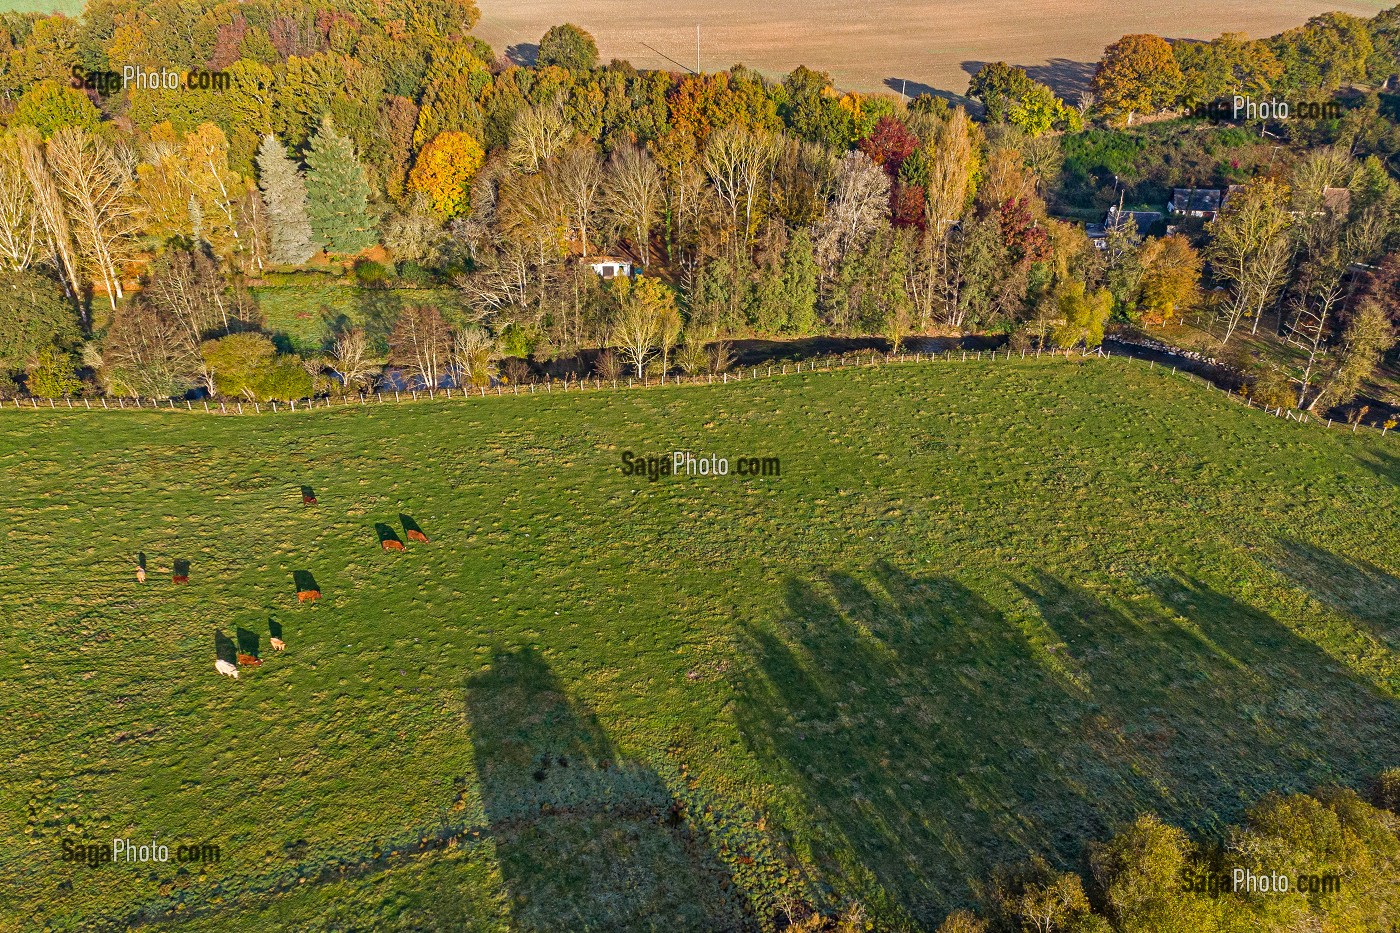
left=71, top=65, right=231, bottom=94
left=60, top=837, right=220, bottom=869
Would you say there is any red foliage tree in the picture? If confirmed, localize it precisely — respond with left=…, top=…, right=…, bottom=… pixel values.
left=997, top=198, right=1051, bottom=265
left=891, top=182, right=926, bottom=230
left=857, top=116, right=918, bottom=176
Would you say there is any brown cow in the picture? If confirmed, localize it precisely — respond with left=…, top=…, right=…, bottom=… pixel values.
left=382, top=539, right=405, bottom=551
left=172, top=574, right=189, bottom=584
left=297, top=589, right=321, bottom=603
left=269, top=637, right=286, bottom=651
left=303, top=495, right=317, bottom=505
left=236, top=653, right=262, bottom=668
left=406, top=529, right=429, bottom=543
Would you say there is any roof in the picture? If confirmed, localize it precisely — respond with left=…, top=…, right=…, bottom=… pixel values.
left=1107, top=207, right=1163, bottom=237
left=1170, top=188, right=1222, bottom=213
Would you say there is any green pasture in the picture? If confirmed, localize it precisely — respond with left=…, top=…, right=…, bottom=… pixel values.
left=1, top=357, right=1397, bottom=931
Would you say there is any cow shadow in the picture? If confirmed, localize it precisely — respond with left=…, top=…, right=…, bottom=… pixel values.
left=465, top=645, right=750, bottom=930
left=136, top=552, right=146, bottom=571
left=292, top=570, right=319, bottom=594
left=235, top=627, right=260, bottom=658
left=399, top=513, right=427, bottom=541
left=374, top=523, right=403, bottom=547
left=268, top=617, right=283, bottom=641
left=213, top=631, right=237, bottom=664
left=300, top=485, right=316, bottom=504
left=173, top=558, right=190, bottom=582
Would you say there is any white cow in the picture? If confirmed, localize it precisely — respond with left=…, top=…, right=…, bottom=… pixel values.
left=215, top=659, right=239, bottom=679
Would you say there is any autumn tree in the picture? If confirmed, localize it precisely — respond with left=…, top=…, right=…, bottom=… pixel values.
left=609, top=275, right=675, bottom=377
left=1308, top=301, right=1394, bottom=412
left=815, top=151, right=889, bottom=272
left=100, top=298, right=201, bottom=398
left=1093, top=34, right=1183, bottom=124
left=256, top=134, right=317, bottom=264
left=408, top=131, right=485, bottom=217
left=1137, top=235, right=1201, bottom=325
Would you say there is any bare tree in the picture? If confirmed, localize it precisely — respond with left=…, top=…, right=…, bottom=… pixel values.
left=703, top=125, right=776, bottom=246
left=554, top=147, right=602, bottom=258
left=328, top=326, right=377, bottom=393
left=602, top=145, right=662, bottom=265
left=0, top=139, right=41, bottom=272
left=508, top=101, right=574, bottom=173
left=16, top=129, right=82, bottom=314
left=388, top=304, right=452, bottom=389
left=451, top=325, right=496, bottom=387
left=1206, top=178, right=1292, bottom=346
left=814, top=151, right=889, bottom=271
left=47, top=127, right=138, bottom=311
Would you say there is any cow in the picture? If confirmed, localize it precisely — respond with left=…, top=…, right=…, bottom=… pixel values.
left=382, top=539, right=405, bottom=551
left=172, top=574, right=189, bottom=584
left=135, top=566, right=146, bottom=583
left=297, top=589, right=321, bottom=603
left=406, top=530, right=429, bottom=543
left=303, top=494, right=317, bottom=505
left=269, top=637, right=286, bottom=651
left=215, top=659, right=238, bottom=679
left=237, top=653, right=262, bottom=668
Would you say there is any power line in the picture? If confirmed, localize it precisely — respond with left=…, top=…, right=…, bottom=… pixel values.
left=639, top=41, right=695, bottom=75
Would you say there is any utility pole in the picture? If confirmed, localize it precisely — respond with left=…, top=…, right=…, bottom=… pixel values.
left=695, top=25, right=700, bottom=75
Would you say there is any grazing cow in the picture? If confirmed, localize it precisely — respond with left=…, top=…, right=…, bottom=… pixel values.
left=172, top=574, right=189, bottom=584
left=135, top=566, right=146, bottom=583
left=303, top=494, right=317, bottom=505
left=236, top=653, right=262, bottom=668
left=215, top=659, right=238, bottom=679
left=269, top=637, right=286, bottom=651
left=406, top=529, right=429, bottom=543
left=382, top=539, right=405, bottom=551
left=297, top=589, right=321, bottom=603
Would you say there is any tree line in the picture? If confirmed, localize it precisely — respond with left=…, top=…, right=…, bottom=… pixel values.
left=0, top=0, right=1395, bottom=409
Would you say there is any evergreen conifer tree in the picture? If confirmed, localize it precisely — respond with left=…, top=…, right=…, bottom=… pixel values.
left=304, top=118, right=376, bottom=254
left=256, top=134, right=317, bottom=264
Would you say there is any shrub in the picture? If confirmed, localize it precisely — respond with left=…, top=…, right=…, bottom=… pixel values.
left=1247, top=366, right=1296, bottom=410
left=201, top=332, right=313, bottom=401
left=352, top=258, right=391, bottom=289
left=593, top=349, right=621, bottom=381
left=26, top=346, right=82, bottom=398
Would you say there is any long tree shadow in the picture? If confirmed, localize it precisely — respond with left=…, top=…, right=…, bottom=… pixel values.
left=735, top=567, right=1106, bottom=924
left=465, top=646, right=747, bottom=931
left=736, top=563, right=1400, bottom=926
left=1266, top=538, right=1400, bottom=652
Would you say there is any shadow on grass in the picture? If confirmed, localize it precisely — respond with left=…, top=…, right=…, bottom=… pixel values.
left=235, top=627, right=260, bottom=657
left=213, top=631, right=237, bottom=664
left=374, top=523, right=403, bottom=547
left=1265, top=538, right=1400, bottom=651
left=292, top=570, right=319, bottom=594
left=734, top=563, right=1400, bottom=926
left=465, top=646, right=748, bottom=931
left=400, top=514, right=427, bottom=542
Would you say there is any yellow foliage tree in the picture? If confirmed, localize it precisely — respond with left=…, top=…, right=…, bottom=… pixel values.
left=408, top=131, right=484, bottom=217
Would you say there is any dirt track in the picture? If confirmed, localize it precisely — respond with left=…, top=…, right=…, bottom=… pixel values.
left=474, top=0, right=1389, bottom=96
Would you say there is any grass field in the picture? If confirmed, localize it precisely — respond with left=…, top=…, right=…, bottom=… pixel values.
left=2, top=357, right=1398, bottom=931
left=251, top=284, right=470, bottom=355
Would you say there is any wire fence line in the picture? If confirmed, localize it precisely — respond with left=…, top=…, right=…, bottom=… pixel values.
left=2, top=345, right=1395, bottom=442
